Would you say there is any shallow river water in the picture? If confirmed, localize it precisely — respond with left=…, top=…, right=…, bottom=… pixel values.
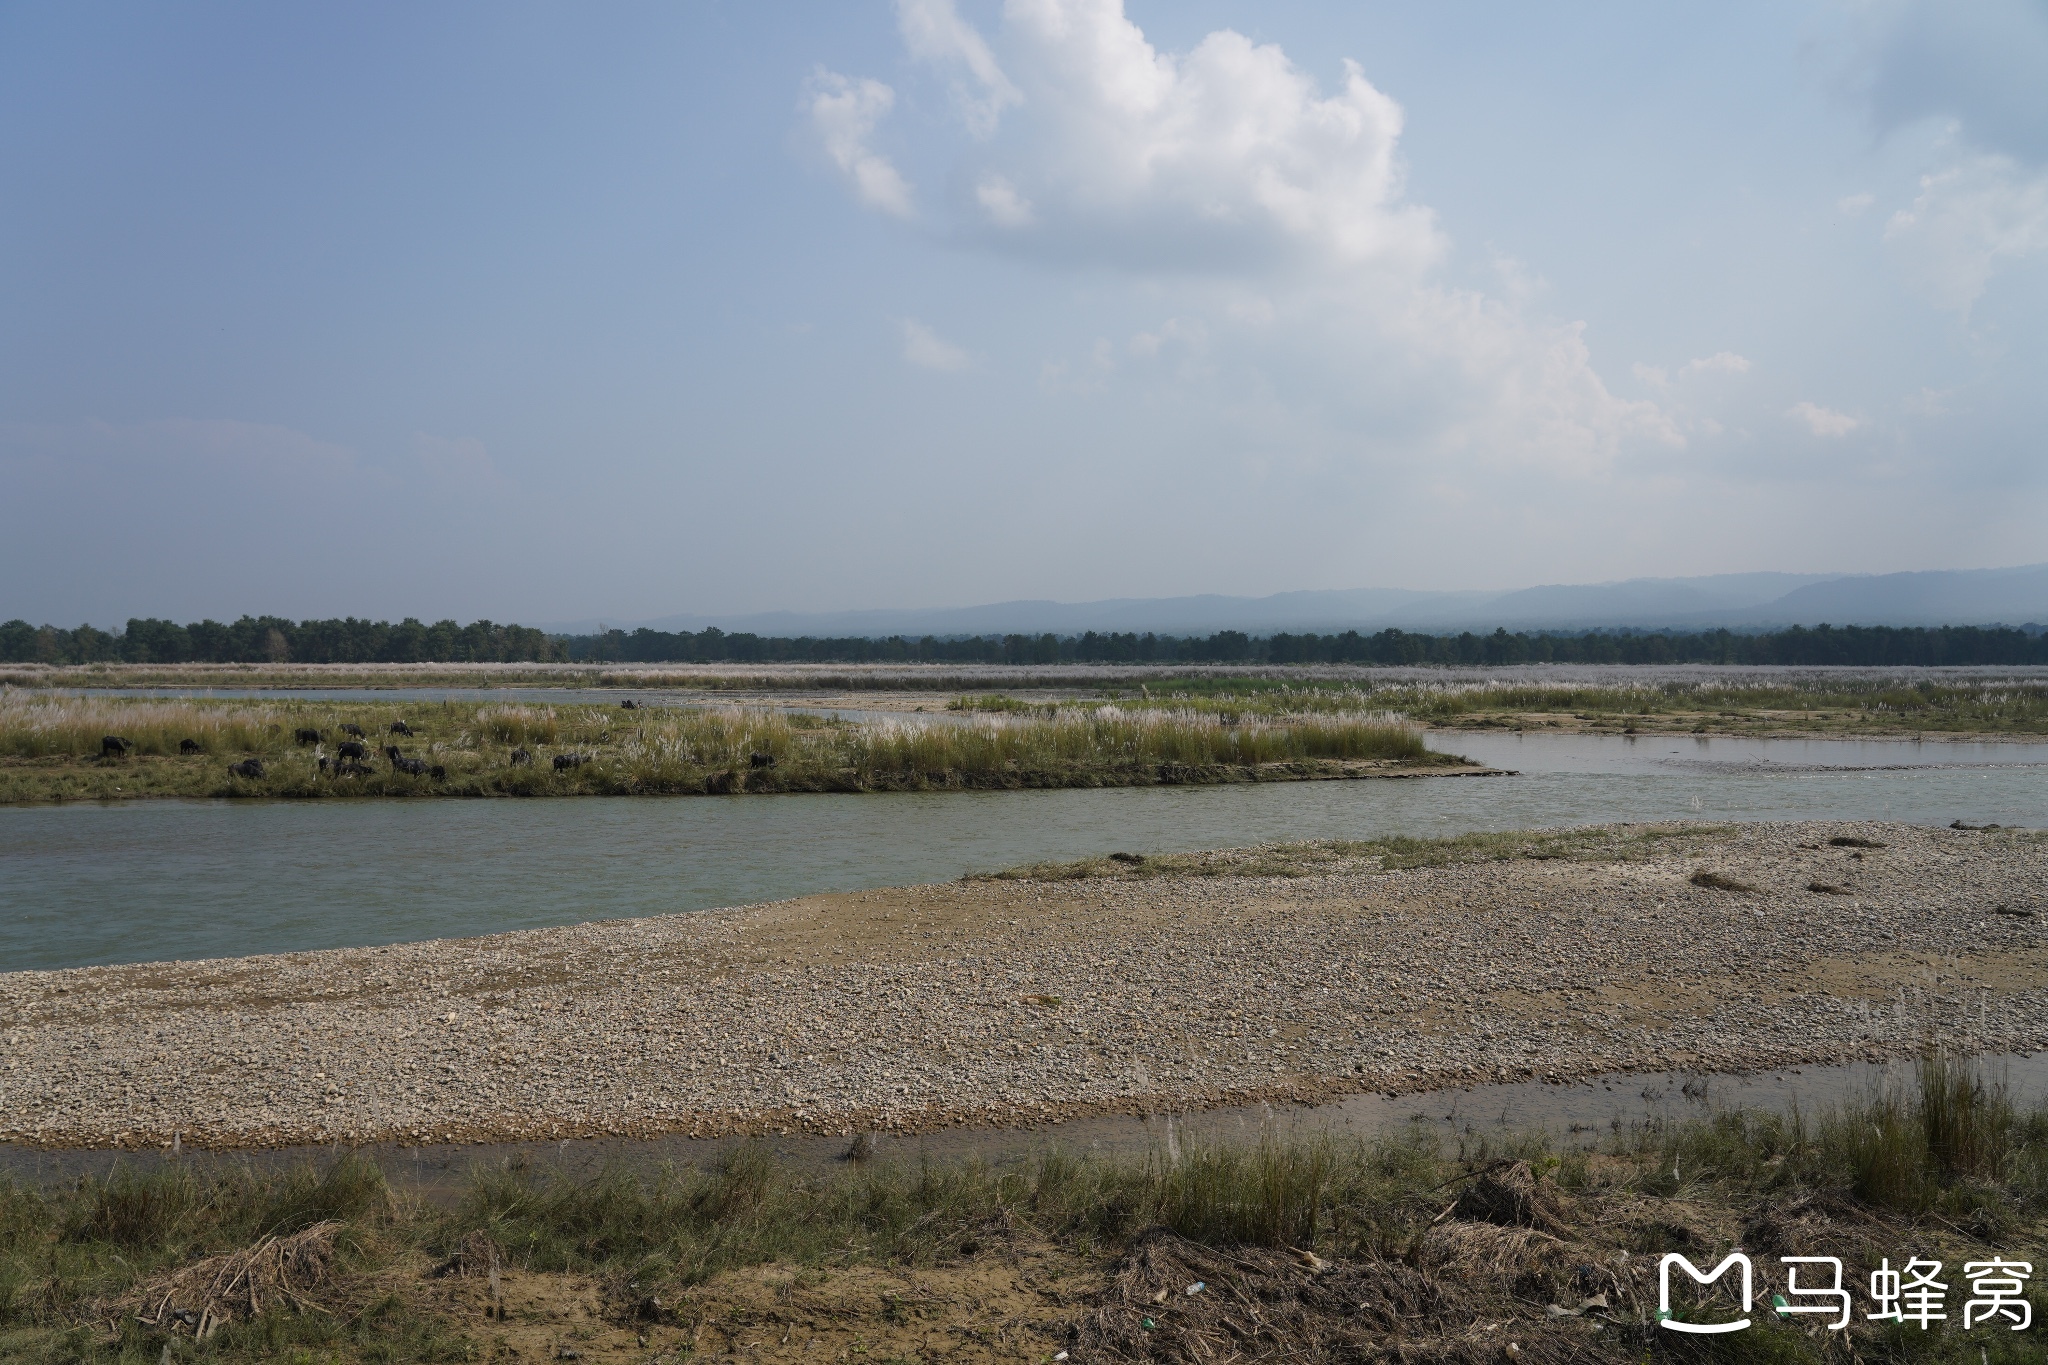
left=6, top=1052, right=2045, bottom=1192
left=3, top=731, right=2045, bottom=972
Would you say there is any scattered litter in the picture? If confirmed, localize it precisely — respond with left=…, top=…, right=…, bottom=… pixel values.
left=1140, top=1316, right=1156, bottom=1331
left=1185, top=1281, right=1206, bottom=1296
left=1149, top=1288, right=1167, bottom=1303
left=1052, top=1353, right=1069, bottom=1362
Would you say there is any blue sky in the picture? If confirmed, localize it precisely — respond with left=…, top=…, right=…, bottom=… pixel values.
left=3, top=0, right=2044, bottom=625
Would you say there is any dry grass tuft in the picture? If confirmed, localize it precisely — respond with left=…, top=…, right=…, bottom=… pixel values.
left=117, top=1219, right=342, bottom=1340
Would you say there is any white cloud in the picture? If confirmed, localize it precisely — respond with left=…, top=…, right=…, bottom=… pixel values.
left=817, top=0, right=1677, bottom=479
left=975, top=174, right=1035, bottom=227
left=1838, top=192, right=1876, bottom=216
left=1631, top=362, right=1670, bottom=391
left=805, top=70, right=914, bottom=218
left=901, top=318, right=970, bottom=370
left=977, top=0, right=1442, bottom=273
left=1683, top=351, right=1750, bottom=376
left=896, top=0, right=1020, bottom=136
left=1884, top=154, right=2048, bottom=312
left=1787, top=401, right=1862, bottom=437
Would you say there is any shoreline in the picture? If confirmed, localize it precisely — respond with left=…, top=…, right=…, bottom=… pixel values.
left=5, top=820, right=2044, bottom=1152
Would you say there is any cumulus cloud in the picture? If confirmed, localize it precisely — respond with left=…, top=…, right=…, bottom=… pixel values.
left=961, top=0, right=1442, bottom=273
left=1883, top=155, right=2048, bottom=312
left=897, top=0, right=1020, bottom=136
left=814, top=0, right=1678, bottom=478
left=902, top=318, right=970, bottom=370
left=1788, top=401, right=1862, bottom=437
left=1853, top=2, right=2048, bottom=310
left=805, top=70, right=914, bottom=218
left=1838, top=192, right=1876, bottom=216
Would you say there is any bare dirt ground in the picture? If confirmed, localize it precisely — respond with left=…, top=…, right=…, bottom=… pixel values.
left=3, top=821, right=2044, bottom=1151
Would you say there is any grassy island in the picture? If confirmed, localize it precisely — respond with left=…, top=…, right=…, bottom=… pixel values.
left=0, top=692, right=1472, bottom=803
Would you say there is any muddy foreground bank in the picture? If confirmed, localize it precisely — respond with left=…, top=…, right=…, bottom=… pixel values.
left=2, top=821, right=2044, bottom=1150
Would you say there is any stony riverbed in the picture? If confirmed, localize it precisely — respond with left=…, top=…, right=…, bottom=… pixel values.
left=2, top=821, right=2044, bottom=1149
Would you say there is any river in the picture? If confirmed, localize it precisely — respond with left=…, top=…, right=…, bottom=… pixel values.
left=3, top=732, right=2044, bottom=972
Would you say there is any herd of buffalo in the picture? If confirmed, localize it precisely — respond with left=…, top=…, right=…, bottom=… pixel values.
left=93, top=718, right=598, bottom=782
left=87, top=701, right=785, bottom=786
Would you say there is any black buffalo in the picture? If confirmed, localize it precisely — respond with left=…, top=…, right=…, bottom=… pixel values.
left=552, top=753, right=588, bottom=771
left=340, top=723, right=366, bottom=738
left=227, top=758, right=265, bottom=779
left=337, top=741, right=368, bottom=760
left=100, top=735, right=132, bottom=757
left=392, top=756, right=428, bottom=776
left=178, top=738, right=202, bottom=754
left=294, top=728, right=321, bottom=745
left=620, top=699, right=639, bottom=710
left=749, top=752, right=776, bottom=769
left=510, top=747, right=532, bottom=766
left=389, top=721, right=412, bottom=735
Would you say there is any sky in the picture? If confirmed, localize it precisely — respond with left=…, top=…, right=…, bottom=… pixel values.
left=2, top=0, right=2045, bottom=627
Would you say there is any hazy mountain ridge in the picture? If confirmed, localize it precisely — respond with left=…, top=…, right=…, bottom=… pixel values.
left=548, top=565, right=2048, bottom=637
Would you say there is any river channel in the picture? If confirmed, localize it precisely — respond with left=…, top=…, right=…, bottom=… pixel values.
left=4, top=731, right=2045, bottom=972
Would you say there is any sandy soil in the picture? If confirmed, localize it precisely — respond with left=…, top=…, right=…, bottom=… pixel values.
left=3, top=821, right=2044, bottom=1151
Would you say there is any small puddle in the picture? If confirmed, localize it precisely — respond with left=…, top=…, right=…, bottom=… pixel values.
left=9, top=1052, right=2045, bottom=1197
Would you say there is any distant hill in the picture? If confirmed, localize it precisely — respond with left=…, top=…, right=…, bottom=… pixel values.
left=546, top=564, right=2048, bottom=638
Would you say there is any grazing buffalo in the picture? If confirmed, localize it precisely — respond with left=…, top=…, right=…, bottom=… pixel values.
left=552, top=753, right=588, bottom=771
left=100, top=735, right=133, bottom=757
left=337, top=740, right=367, bottom=760
left=749, top=752, right=776, bottom=769
left=333, top=758, right=373, bottom=778
left=317, top=756, right=330, bottom=773
left=429, top=765, right=446, bottom=780
left=227, top=758, right=265, bottom=779
left=510, top=747, right=532, bottom=766
left=619, top=699, right=639, bottom=709
left=340, top=723, right=366, bottom=738
left=179, top=738, right=202, bottom=754
left=392, top=755, right=428, bottom=776
left=294, top=728, right=321, bottom=745
left=389, top=721, right=412, bottom=735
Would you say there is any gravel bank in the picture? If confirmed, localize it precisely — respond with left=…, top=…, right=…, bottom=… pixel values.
left=3, top=821, right=2044, bottom=1150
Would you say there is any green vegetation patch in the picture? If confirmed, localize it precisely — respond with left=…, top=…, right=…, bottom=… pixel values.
left=1096, top=675, right=2048, bottom=736
left=3, top=1053, right=2045, bottom=1362
left=0, top=692, right=1447, bottom=804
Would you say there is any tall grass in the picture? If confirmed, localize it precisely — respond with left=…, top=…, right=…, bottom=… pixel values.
left=0, top=694, right=1438, bottom=799
left=1113, top=676, right=2048, bottom=732
left=1629, top=1049, right=2048, bottom=1216
left=0, top=692, right=285, bottom=758
left=841, top=709, right=1426, bottom=775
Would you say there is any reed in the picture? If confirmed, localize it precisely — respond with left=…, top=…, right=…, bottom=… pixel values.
left=0, top=695, right=1441, bottom=802
left=0, top=692, right=286, bottom=758
left=6, top=1082, right=2048, bottom=1360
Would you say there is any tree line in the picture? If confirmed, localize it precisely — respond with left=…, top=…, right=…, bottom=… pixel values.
left=7, top=616, right=2043, bottom=667
left=0, top=616, right=565, bottom=665
left=561, top=623, right=2048, bottom=667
